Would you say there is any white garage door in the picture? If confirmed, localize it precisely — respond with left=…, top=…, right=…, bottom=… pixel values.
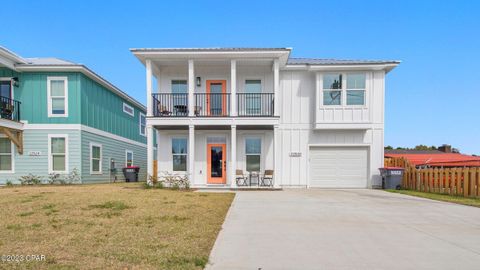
left=309, top=147, right=368, bottom=188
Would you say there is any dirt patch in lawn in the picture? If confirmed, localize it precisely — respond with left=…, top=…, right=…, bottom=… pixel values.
left=0, top=183, right=234, bottom=269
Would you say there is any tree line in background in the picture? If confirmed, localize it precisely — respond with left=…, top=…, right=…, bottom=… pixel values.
left=385, top=145, right=439, bottom=150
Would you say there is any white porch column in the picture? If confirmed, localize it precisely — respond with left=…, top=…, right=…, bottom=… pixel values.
left=156, top=131, right=161, bottom=177
left=230, top=125, right=237, bottom=187
left=273, top=125, right=280, bottom=188
left=188, top=125, right=195, bottom=185
left=230, top=60, right=237, bottom=116
left=188, top=60, right=195, bottom=116
left=147, top=124, right=154, bottom=184
left=273, top=58, right=280, bottom=116
left=146, top=59, right=153, bottom=116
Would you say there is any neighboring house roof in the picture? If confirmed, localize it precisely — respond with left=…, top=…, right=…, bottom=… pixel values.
left=385, top=152, right=480, bottom=167
left=385, top=149, right=444, bottom=154
left=287, top=58, right=401, bottom=65
left=23, top=57, right=76, bottom=65
left=0, top=46, right=145, bottom=111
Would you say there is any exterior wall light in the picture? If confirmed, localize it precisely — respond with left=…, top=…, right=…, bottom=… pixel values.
left=196, top=77, right=201, bottom=87
left=12, top=77, right=19, bottom=87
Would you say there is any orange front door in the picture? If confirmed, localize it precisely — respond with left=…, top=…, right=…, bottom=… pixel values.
left=207, top=143, right=226, bottom=184
left=206, top=80, right=227, bottom=116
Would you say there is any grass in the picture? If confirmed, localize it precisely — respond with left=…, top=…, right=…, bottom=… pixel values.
left=0, top=183, right=234, bottom=269
left=386, top=189, right=480, bottom=208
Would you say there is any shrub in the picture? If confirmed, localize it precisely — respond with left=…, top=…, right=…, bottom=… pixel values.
left=66, top=168, right=81, bottom=184
left=19, top=174, right=43, bottom=185
left=159, top=171, right=190, bottom=190
left=47, top=173, right=63, bottom=185
left=5, top=180, right=14, bottom=187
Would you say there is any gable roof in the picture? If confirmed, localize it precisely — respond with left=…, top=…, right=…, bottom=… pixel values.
left=0, top=46, right=145, bottom=111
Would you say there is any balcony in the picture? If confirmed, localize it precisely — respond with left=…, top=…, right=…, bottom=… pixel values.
left=0, top=96, right=21, bottom=122
left=152, top=93, right=274, bottom=117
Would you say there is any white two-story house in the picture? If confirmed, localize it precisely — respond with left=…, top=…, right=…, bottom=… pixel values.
left=131, top=48, right=399, bottom=188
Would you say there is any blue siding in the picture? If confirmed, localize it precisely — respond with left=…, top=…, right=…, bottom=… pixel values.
left=80, top=130, right=147, bottom=183
left=0, top=129, right=81, bottom=184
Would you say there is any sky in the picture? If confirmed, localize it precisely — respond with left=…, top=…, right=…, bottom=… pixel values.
left=1, top=0, right=479, bottom=154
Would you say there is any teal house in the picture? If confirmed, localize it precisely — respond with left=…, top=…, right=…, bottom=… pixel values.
left=0, top=46, right=148, bottom=184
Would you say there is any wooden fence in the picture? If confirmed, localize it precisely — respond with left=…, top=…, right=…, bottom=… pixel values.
left=384, top=157, right=480, bottom=197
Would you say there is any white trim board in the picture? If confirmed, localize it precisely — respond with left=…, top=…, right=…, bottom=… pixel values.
left=23, top=124, right=148, bottom=148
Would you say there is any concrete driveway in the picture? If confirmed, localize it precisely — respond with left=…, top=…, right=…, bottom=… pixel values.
left=207, top=189, right=480, bottom=270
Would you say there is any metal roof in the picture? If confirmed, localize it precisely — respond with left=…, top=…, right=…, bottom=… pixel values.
left=287, top=57, right=400, bottom=65
left=130, top=47, right=291, bottom=52
left=23, top=57, right=76, bottom=65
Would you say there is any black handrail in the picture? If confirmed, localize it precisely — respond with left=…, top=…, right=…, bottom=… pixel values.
left=195, top=93, right=231, bottom=117
left=237, top=93, right=274, bottom=117
left=0, top=96, right=21, bottom=122
left=152, top=93, right=189, bottom=117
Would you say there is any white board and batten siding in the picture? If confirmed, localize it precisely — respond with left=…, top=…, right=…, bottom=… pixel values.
left=276, top=70, right=386, bottom=188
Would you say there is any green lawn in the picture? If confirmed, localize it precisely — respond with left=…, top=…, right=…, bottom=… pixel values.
left=0, top=183, right=234, bottom=270
left=386, top=189, right=480, bottom=208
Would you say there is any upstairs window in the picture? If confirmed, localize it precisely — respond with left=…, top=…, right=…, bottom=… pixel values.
left=322, top=73, right=366, bottom=106
left=245, top=80, right=262, bottom=115
left=346, top=74, right=366, bottom=105
left=323, top=74, right=342, bottom=105
left=172, top=138, right=187, bottom=171
left=47, top=77, right=68, bottom=117
left=139, top=112, right=146, bottom=136
left=123, top=103, right=134, bottom=116
left=171, top=80, right=188, bottom=93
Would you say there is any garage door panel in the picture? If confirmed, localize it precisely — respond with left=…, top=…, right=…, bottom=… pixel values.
left=309, top=147, right=368, bottom=188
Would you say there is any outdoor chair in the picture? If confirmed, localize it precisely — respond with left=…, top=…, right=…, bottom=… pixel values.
left=236, top=170, right=249, bottom=186
left=261, top=170, right=274, bottom=186
left=157, top=104, right=172, bottom=116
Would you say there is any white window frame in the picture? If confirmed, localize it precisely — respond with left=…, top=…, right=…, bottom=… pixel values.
left=125, top=150, right=133, bottom=167
left=245, top=136, right=262, bottom=172
left=123, top=102, right=134, bottom=116
left=90, top=142, right=103, bottom=175
left=48, top=134, right=69, bottom=174
left=345, top=73, right=367, bottom=106
left=139, top=112, right=146, bottom=136
left=47, top=76, right=68, bottom=117
left=321, top=73, right=367, bottom=107
left=171, top=137, right=188, bottom=172
left=0, top=135, right=15, bottom=174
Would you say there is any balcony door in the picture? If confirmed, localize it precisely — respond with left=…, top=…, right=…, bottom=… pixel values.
left=206, top=80, right=227, bottom=116
left=207, top=143, right=226, bottom=184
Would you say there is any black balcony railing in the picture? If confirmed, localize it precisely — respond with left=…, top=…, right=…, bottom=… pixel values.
left=237, top=93, right=274, bottom=117
left=152, top=92, right=274, bottom=117
left=152, top=93, right=189, bottom=117
left=195, top=93, right=231, bottom=117
left=0, top=96, right=21, bottom=122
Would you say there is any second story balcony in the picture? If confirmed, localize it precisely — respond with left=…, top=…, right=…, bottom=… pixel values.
left=0, top=96, right=21, bottom=122
left=152, top=92, right=274, bottom=117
